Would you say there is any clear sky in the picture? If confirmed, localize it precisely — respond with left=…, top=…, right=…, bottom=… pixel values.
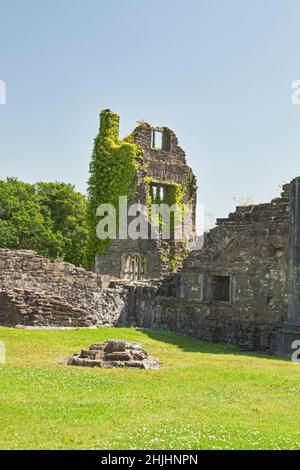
left=1, top=0, right=300, bottom=229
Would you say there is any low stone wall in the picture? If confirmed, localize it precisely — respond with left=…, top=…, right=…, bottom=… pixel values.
left=131, top=292, right=283, bottom=352
left=0, top=250, right=129, bottom=327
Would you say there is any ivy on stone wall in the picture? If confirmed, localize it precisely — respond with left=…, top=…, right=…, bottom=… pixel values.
left=145, top=170, right=197, bottom=272
left=85, top=109, right=142, bottom=269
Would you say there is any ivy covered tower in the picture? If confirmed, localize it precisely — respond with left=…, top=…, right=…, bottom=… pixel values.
left=86, top=109, right=197, bottom=280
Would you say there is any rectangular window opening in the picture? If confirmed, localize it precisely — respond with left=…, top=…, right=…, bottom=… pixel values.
left=152, top=130, right=163, bottom=150
left=122, top=254, right=146, bottom=280
left=212, top=275, right=230, bottom=302
left=150, top=184, right=168, bottom=203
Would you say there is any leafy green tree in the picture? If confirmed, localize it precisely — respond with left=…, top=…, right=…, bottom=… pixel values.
left=0, top=178, right=88, bottom=266
left=36, top=182, right=88, bottom=266
left=0, top=178, right=57, bottom=255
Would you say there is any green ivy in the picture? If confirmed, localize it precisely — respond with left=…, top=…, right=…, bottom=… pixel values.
left=85, top=111, right=197, bottom=273
left=145, top=171, right=197, bottom=272
left=85, top=109, right=142, bottom=269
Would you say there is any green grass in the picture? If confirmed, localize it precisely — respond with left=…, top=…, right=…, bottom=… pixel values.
left=0, top=326, right=300, bottom=450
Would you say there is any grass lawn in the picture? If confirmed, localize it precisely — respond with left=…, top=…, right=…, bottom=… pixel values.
left=0, top=326, right=299, bottom=450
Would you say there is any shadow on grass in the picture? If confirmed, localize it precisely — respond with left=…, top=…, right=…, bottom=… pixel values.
left=138, top=327, right=290, bottom=363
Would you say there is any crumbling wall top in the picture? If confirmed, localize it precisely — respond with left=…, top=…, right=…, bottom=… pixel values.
left=131, top=123, right=187, bottom=164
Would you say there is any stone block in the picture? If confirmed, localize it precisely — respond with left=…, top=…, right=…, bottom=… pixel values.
left=105, top=352, right=132, bottom=361
left=104, top=340, right=127, bottom=353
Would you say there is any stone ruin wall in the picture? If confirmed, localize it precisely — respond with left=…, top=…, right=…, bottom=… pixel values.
left=96, top=123, right=197, bottom=280
left=133, top=125, right=197, bottom=276
left=0, top=183, right=293, bottom=355
left=0, top=250, right=129, bottom=327
left=129, top=185, right=291, bottom=353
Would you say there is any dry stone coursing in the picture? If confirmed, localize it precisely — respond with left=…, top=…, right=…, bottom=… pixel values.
left=68, top=340, right=160, bottom=369
left=128, top=185, right=291, bottom=354
left=0, top=250, right=129, bottom=327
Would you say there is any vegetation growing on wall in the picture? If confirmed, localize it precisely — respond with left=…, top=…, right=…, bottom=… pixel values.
left=145, top=170, right=197, bottom=272
left=85, top=109, right=143, bottom=269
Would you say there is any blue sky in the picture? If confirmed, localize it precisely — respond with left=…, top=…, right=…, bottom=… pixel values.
left=1, top=0, right=300, bottom=228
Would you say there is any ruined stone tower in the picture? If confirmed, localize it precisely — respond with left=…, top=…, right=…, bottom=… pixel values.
left=93, top=111, right=197, bottom=280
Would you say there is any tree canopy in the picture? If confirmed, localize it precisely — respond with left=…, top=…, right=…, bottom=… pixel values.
left=0, top=178, right=88, bottom=266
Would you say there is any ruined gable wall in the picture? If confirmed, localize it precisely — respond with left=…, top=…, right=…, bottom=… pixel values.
left=133, top=125, right=197, bottom=276
left=96, top=124, right=197, bottom=279
left=132, top=126, right=196, bottom=211
left=133, top=125, right=190, bottom=184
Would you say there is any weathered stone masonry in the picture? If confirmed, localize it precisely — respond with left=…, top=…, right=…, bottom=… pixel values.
left=276, top=177, right=300, bottom=356
left=129, top=185, right=291, bottom=353
left=0, top=181, right=297, bottom=355
left=95, top=117, right=197, bottom=281
left=0, top=182, right=295, bottom=355
left=0, top=250, right=129, bottom=327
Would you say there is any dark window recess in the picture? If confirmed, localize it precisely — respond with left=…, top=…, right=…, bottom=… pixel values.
left=150, top=184, right=167, bottom=203
left=201, top=275, right=211, bottom=302
left=212, top=275, right=230, bottom=302
left=268, top=244, right=284, bottom=258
